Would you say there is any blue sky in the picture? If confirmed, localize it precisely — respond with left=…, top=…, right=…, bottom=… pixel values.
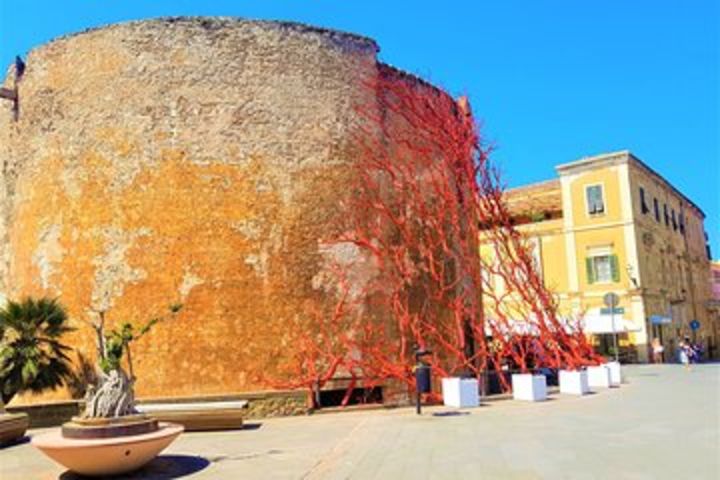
left=1, top=1, right=718, bottom=254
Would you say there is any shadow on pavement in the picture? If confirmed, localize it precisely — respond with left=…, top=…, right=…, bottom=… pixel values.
left=241, top=422, right=263, bottom=430
left=58, top=454, right=210, bottom=480
left=0, top=435, right=30, bottom=449
left=432, top=411, right=471, bottom=417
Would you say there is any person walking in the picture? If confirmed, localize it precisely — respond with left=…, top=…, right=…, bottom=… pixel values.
left=679, top=337, right=692, bottom=371
left=651, top=337, right=664, bottom=363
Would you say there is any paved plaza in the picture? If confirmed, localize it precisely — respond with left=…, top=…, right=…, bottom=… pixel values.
left=1, top=364, right=718, bottom=480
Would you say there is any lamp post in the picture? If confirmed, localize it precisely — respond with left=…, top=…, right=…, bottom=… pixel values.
left=604, top=292, right=620, bottom=362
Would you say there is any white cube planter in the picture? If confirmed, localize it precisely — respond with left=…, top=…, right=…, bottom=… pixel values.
left=603, top=361, right=622, bottom=386
left=511, top=374, right=547, bottom=402
left=441, top=377, right=480, bottom=408
left=559, top=370, right=589, bottom=395
left=586, top=365, right=611, bottom=388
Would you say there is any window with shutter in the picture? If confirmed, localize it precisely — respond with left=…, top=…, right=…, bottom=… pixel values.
left=610, top=255, right=620, bottom=282
left=586, top=257, right=595, bottom=284
left=586, top=254, right=617, bottom=283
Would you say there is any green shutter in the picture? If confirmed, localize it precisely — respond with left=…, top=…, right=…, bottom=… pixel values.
left=585, top=257, right=595, bottom=284
left=610, top=255, right=620, bottom=282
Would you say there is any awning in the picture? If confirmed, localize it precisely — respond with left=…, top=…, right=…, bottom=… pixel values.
left=581, top=314, right=641, bottom=334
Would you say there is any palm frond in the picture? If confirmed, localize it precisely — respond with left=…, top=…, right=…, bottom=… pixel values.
left=0, top=297, right=74, bottom=403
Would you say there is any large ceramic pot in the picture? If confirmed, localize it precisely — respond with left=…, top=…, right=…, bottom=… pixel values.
left=32, top=422, right=183, bottom=476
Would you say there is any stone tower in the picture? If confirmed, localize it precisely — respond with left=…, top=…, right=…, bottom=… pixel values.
left=0, top=17, right=454, bottom=400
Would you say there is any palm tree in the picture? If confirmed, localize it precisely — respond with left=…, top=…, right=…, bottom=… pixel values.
left=0, top=297, right=74, bottom=404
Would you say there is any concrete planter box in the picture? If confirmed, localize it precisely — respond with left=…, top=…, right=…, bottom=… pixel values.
left=587, top=365, right=611, bottom=388
left=511, top=374, right=547, bottom=402
left=559, top=370, right=590, bottom=395
left=603, top=361, right=622, bottom=386
left=441, top=378, right=480, bottom=408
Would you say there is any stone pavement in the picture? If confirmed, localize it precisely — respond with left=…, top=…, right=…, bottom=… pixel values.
left=1, top=364, right=718, bottom=479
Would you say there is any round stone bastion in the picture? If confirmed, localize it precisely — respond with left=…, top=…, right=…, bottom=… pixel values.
left=0, top=17, right=454, bottom=401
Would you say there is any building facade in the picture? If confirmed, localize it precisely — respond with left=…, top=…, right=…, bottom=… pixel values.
left=502, top=151, right=716, bottom=362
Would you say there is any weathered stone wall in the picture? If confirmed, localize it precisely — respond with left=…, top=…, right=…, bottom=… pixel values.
left=0, top=17, right=457, bottom=402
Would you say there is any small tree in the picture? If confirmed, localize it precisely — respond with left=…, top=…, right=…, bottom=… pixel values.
left=0, top=297, right=74, bottom=404
left=82, top=303, right=181, bottom=418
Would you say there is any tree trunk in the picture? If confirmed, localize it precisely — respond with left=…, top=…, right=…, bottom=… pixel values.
left=84, top=368, right=137, bottom=418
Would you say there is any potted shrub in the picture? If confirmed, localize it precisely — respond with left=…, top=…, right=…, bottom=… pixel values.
left=0, top=297, right=73, bottom=445
left=32, top=304, right=184, bottom=476
left=0, top=398, right=28, bottom=444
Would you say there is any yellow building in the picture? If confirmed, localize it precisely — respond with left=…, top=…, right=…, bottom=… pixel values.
left=500, top=150, right=716, bottom=362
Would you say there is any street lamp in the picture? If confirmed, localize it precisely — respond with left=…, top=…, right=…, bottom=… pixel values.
left=604, top=292, right=620, bottom=362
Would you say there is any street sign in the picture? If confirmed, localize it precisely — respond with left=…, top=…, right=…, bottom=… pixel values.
left=650, top=315, right=672, bottom=325
left=603, top=292, right=620, bottom=308
left=690, top=320, right=700, bottom=331
left=600, top=307, right=624, bottom=315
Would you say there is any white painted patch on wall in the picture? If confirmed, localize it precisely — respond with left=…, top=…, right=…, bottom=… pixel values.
left=179, top=268, right=205, bottom=301
left=32, top=222, right=65, bottom=291
left=312, top=241, right=378, bottom=302
left=90, top=226, right=151, bottom=312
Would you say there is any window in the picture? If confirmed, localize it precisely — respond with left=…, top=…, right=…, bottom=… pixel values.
left=663, top=204, right=669, bottom=226
left=679, top=214, right=685, bottom=234
left=706, top=231, right=712, bottom=260
left=671, top=209, right=677, bottom=231
left=639, top=187, right=649, bottom=214
left=653, top=198, right=660, bottom=222
left=586, top=185, right=605, bottom=215
left=585, top=254, right=620, bottom=284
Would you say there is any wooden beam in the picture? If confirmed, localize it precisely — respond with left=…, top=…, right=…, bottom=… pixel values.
left=0, top=87, right=17, bottom=101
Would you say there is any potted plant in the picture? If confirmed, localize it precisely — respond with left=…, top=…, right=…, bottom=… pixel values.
left=32, top=304, right=184, bottom=476
left=0, top=398, right=28, bottom=444
left=0, top=297, right=73, bottom=445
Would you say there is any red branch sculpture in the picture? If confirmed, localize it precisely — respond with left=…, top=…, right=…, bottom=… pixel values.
left=267, top=67, right=602, bottom=406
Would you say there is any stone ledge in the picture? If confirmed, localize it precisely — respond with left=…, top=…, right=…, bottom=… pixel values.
left=6, top=400, right=83, bottom=428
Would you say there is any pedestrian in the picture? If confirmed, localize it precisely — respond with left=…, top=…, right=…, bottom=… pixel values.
left=689, top=341, right=703, bottom=363
left=679, top=337, right=691, bottom=371
left=651, top=337, right=664, bottom=363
